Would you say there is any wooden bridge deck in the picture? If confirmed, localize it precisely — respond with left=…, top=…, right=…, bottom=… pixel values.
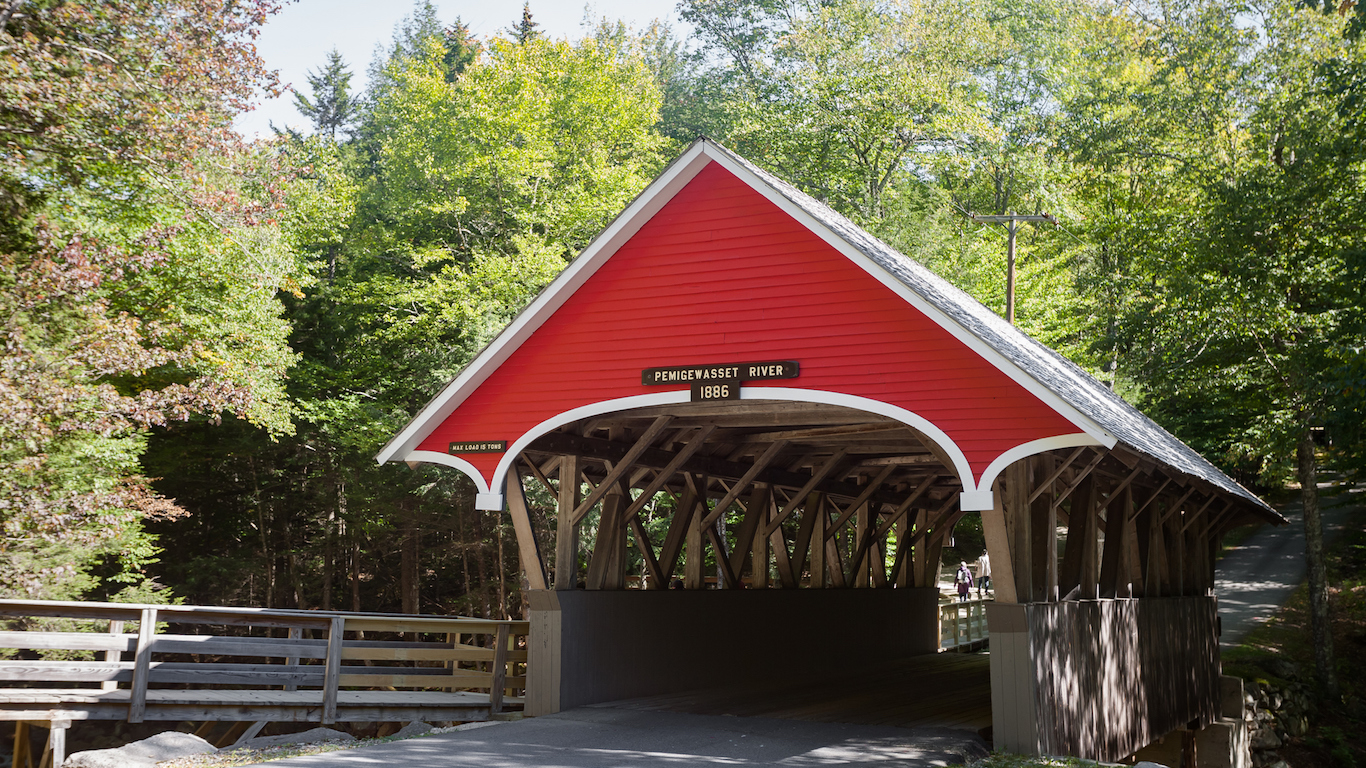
left=591, top=651, right=992, bottom=731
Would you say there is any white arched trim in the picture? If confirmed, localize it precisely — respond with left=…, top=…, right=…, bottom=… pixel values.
left=964, top=434, right=1105, bottom=512
left=434, top=386, right=980, bottom=510
left=741, top=387, right=977, bottom=493
left=404, top=450, right=493, bottom=497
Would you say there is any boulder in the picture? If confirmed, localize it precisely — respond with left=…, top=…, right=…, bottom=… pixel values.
left=1134, top=761, right=1171, bottom=768
left=392, top=722, right=432, bottom=740
left=66, top=732, right=215, bottom=768
left=1249, top=728, right=1283, bottom=750
left=238, top=728, right=354, bottom=750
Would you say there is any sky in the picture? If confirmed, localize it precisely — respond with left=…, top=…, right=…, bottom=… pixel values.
left=234, top=0, right=689, bottom=139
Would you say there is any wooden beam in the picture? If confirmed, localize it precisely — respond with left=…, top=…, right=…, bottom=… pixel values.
left=808, top=494, right=827, bottom=588
left=728, top=484, right=771, bottom=581
left=1130, top=478, right=1178, bottom=522
left=1049, top=450, right=1108, bottom=513
left=735, top=423, right=906, bottom=443
left=684, top=475, right=705, bottom=589
left=824, top=464, right=897, bottom=541
left=523, top=455, right=559, bottom=499
left=620, top=426, right=717, bottom=524
left=532, top=433, right=905, bottom=509
left=874, top=474, right=937, bottom=539
left=699, top=439, right=789, bottom=529
left=554, top=456, right=581, bottom=591
left=764, top=450, right=849, bottom=535
left=506, top=472, right=548, bottom=591
left=1028, top=446, right=1087, bottom=504
left=569, top=416, right=674, bottom=525
left=656, top=486, right=698, bottom=588
left=627, top=516, right=664, bottom=588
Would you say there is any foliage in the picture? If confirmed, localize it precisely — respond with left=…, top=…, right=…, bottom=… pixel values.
left=0, top=0, right=316, bottom=600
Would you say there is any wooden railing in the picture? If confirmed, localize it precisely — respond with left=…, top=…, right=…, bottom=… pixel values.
left=0, top=599, right=529, bottom=723
left=939, top=599, right=989, bottom=651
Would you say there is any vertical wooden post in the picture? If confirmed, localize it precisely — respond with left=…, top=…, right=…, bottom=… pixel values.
left=46, top=721, right=67, bottom=768
left=809, top=494, right=827, bottom=588
left=555, top=456, right=581, bottom=591
left=285, top=626, right=301, bottom=692
left=750, top=484, right=771, bottom=588
left=854, top=501, right=872, bottom=588
left=894, top=516, right=909, bottom=588
left=911, top=508, right=928, bottom=588
left=489, top=623, right=509, bottom=714
left=14, top=722, right=30, bottom=768
left=102, top=620, right=124, bottom=691
left=685, top=475, right=705, bottom=588
left=587, top=483, right=624, bottom=590
left=980, top=481, right=1018, bottom=603
left=321, top=616, right=344, bottom=724
left=128, top=608, right=156, bottom=723
left=1029, top=457, right=1055, bottom=601
left=1006, top=462, right=1032, bottom=603
left=1097, top=477, right=1127, bottom=598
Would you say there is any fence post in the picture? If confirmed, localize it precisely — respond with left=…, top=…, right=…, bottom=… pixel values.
left=128, top=608, right=156, bottom=723
left=285, top=627, right=301, bottom=692
left=102, top=620, right=124, bottom=691
left=489, top=624, right=509, bottom=714
left=322, top=617, right=344, bottom=724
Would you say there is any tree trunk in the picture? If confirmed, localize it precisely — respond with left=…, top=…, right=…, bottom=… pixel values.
left=1298, top=431, right=1337, bottom=697
left=400, top=522, right=419, bottom=615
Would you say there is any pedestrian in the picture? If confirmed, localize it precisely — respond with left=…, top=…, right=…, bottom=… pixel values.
left=954, top=560, right=973, bottom=602
left=975, top=551, right=991, bottom=597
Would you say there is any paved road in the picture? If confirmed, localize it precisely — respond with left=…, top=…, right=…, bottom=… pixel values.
left=1216, top=482, right=1363, bottom=647
left=246, top=709, right=988, bottom=768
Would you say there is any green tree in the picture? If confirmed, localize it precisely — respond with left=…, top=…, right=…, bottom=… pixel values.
left=294, top=48, right=357, bottom=138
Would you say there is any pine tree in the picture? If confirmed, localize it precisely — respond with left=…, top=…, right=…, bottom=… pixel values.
left=294, top=49, right=356, bottom=139
left=441, top=19, right=481, bottom=81
left=509, top=3, right=541, bottom=44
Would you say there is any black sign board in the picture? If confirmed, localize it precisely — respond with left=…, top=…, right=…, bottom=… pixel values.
left=641, top=361, right=799, bottom=387
left=448, top=441, right=507, bottom=454
left=642, top=361, right=798, bottom=403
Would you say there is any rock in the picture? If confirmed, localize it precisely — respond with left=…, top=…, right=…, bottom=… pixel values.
left=1269, top=692, right=1284, bottom=710
left=66, top=732, right=216, bottom=768
left=1267, top=761, right=1290, bottom=768
left=1135, top=762, right=1171, bottom=768
left=1285, top=715, right=1309, bottom=737
left=392, top=722, right=432, bottom=740
left=1250, top=728, right=1283, bottom=750
left=238, top=727, right=354, bottom=750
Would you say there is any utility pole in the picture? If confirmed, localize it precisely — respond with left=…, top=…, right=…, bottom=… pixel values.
left=968, top=212, right=1057, bottom=324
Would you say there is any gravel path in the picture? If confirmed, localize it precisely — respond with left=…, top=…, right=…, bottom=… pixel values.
left=1215, top=481, right=1363, bottom=647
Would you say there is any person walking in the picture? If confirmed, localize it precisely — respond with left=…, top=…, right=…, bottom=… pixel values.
left=975, top=551, right=991, bottom=597
left=954, top=560, right=974, bottom=602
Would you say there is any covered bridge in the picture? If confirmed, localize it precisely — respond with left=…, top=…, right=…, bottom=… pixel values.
left=376, top=138, right=1281, bottom=761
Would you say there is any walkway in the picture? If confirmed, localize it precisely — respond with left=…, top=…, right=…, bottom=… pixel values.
left=245, top=709, right=990, bottom=768
left=593, top=653, right=992, bottom=731
left=1216, top=480, right=1364, bottom=647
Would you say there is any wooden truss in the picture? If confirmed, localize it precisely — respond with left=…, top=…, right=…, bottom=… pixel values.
left=501, top=400, right=1261, bottom=600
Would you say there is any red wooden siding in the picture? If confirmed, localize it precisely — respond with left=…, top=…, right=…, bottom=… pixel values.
left=417, top=162, right=1079, bottom=485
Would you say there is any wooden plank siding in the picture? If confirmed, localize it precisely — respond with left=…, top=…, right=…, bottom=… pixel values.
left=988, top=597, right=1219, bottom=762
left=419, top=162, right=1080, bottom=485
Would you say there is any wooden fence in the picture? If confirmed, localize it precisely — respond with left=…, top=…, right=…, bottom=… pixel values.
left=939, top=599, right=989, bottom=651
left=0, top=599, right=530, bottom=768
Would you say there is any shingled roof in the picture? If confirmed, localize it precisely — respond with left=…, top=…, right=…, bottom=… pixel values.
left=701, top=140, right=1276, bottom=519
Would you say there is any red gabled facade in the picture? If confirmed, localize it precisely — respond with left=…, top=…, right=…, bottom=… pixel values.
left=415, top=162, right=1080, bottom=489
